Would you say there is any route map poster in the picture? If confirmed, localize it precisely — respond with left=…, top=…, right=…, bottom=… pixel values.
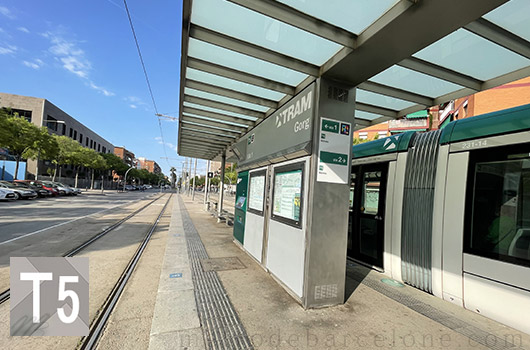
left=248, top=174, right=265, bottom=212
left=273, top=169, right=302, bottom=222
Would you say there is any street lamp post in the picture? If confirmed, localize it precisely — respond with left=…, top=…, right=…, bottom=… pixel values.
left=38, top=119, right=65, bottom=180
left=123, top=166, right=134, bottom=192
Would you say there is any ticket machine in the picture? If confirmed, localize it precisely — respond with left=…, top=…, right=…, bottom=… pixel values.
left=233, top=170, right=249, bottom=244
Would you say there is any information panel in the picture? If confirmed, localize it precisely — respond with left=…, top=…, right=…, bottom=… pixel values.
left=317, top=117, right=351, bottom=184
left=273, top=168, right=303, bottom=226
left=248, top=174, right=265, bottom=214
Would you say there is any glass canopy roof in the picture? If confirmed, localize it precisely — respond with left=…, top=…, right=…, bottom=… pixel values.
left=178, top=0, right=530, bottom=160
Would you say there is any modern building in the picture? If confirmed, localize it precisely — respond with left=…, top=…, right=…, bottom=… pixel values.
left=113, top=146, right=136, bottom=168
left=354, top=76, right=530, bottom=140
left=137, top=157, right=162, bottom=174
left=0, top=92, right=114, bottom=179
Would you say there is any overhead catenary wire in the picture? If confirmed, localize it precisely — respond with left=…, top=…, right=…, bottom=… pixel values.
left=122, top=0, right=173, bottom=167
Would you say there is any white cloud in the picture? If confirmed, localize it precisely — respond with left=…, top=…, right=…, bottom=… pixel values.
left=154, top=136, right=177, bottom=152
left=23, top=60, right=40, bottom=69
left=129, top=104, right=137, bottom=109
left=42, top=31, right=114, bottom=97
left=88, top=81, right=114, bottom=96
left=0, top=44, right=17, bottom=55
left=0, top=6, right=15, bottom=20
left=17, top=26, right=29, bottom=33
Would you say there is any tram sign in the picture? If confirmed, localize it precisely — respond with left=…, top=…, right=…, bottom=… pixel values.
left=317, top=117, right=351, bottom=184
left=10, top=257, right=89, bottom=336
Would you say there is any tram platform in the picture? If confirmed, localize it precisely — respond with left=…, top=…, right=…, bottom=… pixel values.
left=145, top=194, right=530, bottom=350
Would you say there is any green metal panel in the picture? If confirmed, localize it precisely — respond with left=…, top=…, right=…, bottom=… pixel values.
left=440, top=103, right=530, bottom=145
left=233, top=170, right=249, bottom=244
left=352, top=131, right=416, bottom=159
left=406, top=110, right=429, bottom=119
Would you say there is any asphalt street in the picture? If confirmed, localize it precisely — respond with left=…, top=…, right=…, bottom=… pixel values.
left=0, top=190, right=160, bottom=245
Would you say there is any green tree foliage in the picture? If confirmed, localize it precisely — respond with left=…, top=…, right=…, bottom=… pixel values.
left=101, top=153, right=128, bottom=176
left=51, top=135, right=81, bottom=181
left=0, top=109, right=57, bottom=180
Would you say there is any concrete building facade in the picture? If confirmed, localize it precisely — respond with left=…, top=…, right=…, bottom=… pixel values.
left=113, top=146, right=136, bottom=168
left=137, top=157, right=162, bottom=174
left=0, top=92, right=114, bottom=179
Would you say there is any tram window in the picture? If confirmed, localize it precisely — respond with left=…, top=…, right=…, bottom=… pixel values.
left=467, top=146, right=530, bottom=267
left=349, top=173, right=356, bottom=210
left=362, top=171, right=381, bottom=215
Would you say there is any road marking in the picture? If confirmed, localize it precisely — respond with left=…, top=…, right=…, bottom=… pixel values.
left=0, top=194, right=156, bottom=246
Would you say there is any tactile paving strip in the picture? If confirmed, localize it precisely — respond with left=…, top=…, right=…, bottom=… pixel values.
left=180, top=197, right=254, bottom=350
left=347, top=267, right=525, bottom=350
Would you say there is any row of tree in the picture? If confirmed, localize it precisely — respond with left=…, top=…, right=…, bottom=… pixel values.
left=0, top=109, right=166, bottom=187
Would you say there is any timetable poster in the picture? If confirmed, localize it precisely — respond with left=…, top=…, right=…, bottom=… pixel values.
left=273, top=170, right=302, bottom=221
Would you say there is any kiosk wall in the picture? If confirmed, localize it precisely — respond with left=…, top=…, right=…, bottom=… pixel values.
left=236, top=79, right=355, bottom=308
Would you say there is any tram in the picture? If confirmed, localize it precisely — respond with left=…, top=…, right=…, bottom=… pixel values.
left=349, top=104, right=530, bottom=334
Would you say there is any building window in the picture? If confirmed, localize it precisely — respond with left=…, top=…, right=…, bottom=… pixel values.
left=5, top=108, right=33, bottom=122
left=90, top=140, right=93, bottom=148
left=79, top=134, right=83, bottom=144
left=62, top=124, right=66, bottom=135
left=102, top=146, right=106, bottom=153
left=465, top=143, right=530, bottom=267
left=378, top=131, right=387, bottom=138
left=359, top=132, right=368, bottom=140
left=97, top=144, right=101, bottom=152
left=69, top=128, right=73, bottom=138
left=73, top=130, right=77, bottom=140
left=86, top=138, right=89, bottom=146
left=46, top=115, right=58, bottom=131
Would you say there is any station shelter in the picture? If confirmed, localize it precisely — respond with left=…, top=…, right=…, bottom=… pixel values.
left=176, top=0, right=530, bottom=333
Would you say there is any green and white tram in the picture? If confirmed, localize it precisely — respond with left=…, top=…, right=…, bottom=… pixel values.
left=349, top=104, right=530, bottom=334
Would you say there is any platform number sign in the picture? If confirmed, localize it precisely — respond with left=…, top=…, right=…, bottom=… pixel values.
left=10, top=257, right=89, bottom=336
left=317, top=117, right=351, bottom=184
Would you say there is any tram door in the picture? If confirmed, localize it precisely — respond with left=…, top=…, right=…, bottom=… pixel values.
left=348, top=163, right=388, bottom=269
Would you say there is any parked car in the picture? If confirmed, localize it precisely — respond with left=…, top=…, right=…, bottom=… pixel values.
left=41, top=181, right=69, bottom=196
left=54, top=182, right=78, bottom=196
left=124, top=184, right=135, bottom=191
left=31, top=180, right=60, bottom=196
left=0, top=187, right=16, bottom=201
left=12, top=181, right=52, bottom=198
left=0, top=181, right=38, bottom=200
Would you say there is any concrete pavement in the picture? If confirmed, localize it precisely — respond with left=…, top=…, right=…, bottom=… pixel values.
left=143, top=195, right=530, bottom=350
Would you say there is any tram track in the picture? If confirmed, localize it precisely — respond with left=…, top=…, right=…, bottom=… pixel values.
left=79, top=193, right=172, bottom=350
left=0, top=192, right=168, bottom=307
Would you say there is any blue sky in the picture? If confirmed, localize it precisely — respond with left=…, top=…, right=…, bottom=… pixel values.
left=0, top=0, right=207, bottom=176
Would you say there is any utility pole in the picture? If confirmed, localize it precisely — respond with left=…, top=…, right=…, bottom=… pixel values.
left=192, top=158, right=197, bottom=200
left=204, top=160, right=210, bottom=209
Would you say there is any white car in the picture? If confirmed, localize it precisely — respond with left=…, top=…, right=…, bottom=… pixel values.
left=0, top=187, right=16, bottom=201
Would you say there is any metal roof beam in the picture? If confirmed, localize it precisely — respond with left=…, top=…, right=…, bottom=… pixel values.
left=322, top=0, right=508, bottom=86
left=180, top=144, right=223, bottom=153
left=181, top=115, right=247, bottom=133
left=180, top=123, right=239, bottom=138
left=177, top=0, right=193, bottom=155
left=182, top=106, right=255, bottom=127
left=357, top=81, right=434, bottom=106
left=465, top=18, right=530, bottom=60
left=180, top=128, right=235, bottom=142
left=356, top=103, right=398, bottom=118
left=180, top=142, right=225, bottom=152
left=179, top=149, right=217, bottom=158
left=227, top=0, right=356, bottom=48
left=187, top=57, right=295, bottom=95
left=183, top=95, right=265, bottom=119
left=189, top=24, right=319, bottom=76
left=398, top=57, right=483, bottom=91
left=185, top=79, right=278, bottom=109
left=180, top=136, right=230, bottom=147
